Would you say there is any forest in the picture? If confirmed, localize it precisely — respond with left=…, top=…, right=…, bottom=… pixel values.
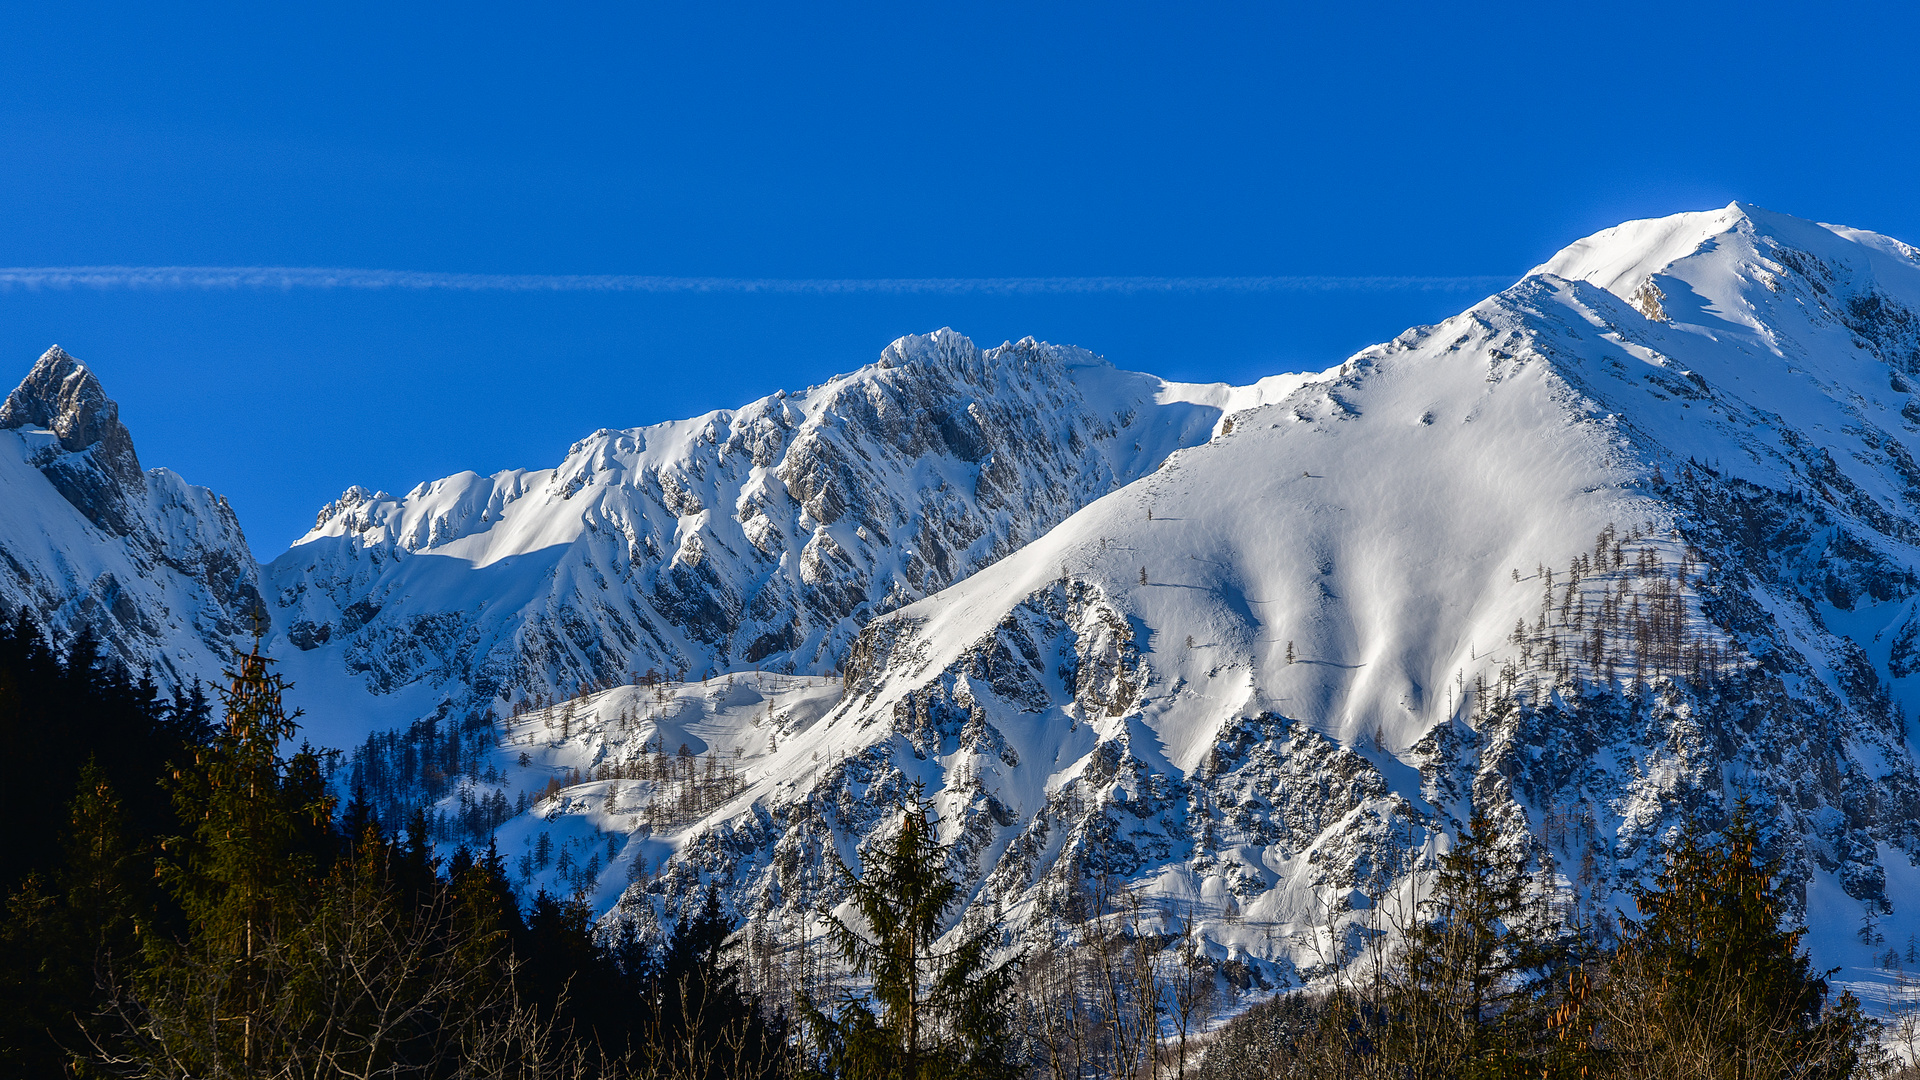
left=0, top=610, right=1910, bottom=1079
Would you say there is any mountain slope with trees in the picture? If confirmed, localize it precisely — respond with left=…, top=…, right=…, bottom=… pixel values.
left=557, top=204, right=1920, bottom=999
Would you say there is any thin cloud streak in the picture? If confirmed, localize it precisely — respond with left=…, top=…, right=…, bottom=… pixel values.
left=0, top=265, right=1518, bottom=296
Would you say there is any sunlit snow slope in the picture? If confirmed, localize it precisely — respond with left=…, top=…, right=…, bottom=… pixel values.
left=500, top=203, right=1920, bottom=993
left=267, top=331, right=1312, bottom=746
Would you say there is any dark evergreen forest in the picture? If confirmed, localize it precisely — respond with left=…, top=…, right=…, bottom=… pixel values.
left=0, top=617, right=783, bottom=1079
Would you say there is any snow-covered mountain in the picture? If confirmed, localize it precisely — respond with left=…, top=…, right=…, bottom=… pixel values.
left=0, top=346, right=260, bottom=685
left=266, top=331, right=1309, bottom=741
left=13, top=200, right=1920, bottom=995
left=467, top=203, right=1920, bottom=990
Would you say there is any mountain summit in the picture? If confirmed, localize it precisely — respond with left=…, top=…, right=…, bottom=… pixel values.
left=0, top=346, right=260, bottom=684
left=2, top=345, right=146, bottom=533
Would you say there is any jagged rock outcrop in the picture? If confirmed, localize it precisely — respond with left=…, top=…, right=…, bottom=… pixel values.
left=0, top=346, right=261, bottom=685
left=268, top=330, right=1298, bottom=732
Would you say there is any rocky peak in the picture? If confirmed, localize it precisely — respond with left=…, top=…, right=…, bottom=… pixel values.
left=2, top=346, right=148, bottom=536
left=0, top=345, right=143, bottom=485
left=0, top=345, right=261, bottom=689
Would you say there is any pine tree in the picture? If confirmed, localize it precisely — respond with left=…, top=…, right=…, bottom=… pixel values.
left=804, top=784, right=1021, bottom=1079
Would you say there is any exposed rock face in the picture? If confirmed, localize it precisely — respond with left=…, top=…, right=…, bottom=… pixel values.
left=0, top=346, right=261, bottom=685
left=1, top=346, right=146, bottom=536
left=267, top=330, right=1275, bottom=730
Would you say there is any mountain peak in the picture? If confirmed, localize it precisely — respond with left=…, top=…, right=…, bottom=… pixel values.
left=0, top=345, right=142, bottom=481
left=0, top=345, right=260, bottom=683
left=1527, top=204, right=1750, bottom=300
left=876, top=327, right=979, bottom=369
left=1521, top=202, right=1920, bottom=339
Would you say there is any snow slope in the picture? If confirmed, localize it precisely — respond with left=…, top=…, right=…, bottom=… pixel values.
left=479, top=203, right=1920, bottom=991
left=267, top=331, right=1315, bottom=746
left=0, top=346, right=261, bottom=686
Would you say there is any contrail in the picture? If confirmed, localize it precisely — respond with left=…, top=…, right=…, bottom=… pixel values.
left=0, top=265, right=1517, bottom=296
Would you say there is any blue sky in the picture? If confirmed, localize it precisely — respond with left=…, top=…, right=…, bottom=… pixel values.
left=2, top=1, right=1916, bottom=554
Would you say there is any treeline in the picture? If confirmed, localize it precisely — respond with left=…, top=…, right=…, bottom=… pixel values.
left=1192, top=808, right=1886, bottom=1080
left=788, top=798, right=1893, bottom=1080
left=511, top=689, right=754, bottom=831
left=344, top=677, right=761, bottom=859
left=0, top=625, right=783, bottom=1079
left=0, top=615, right=212, bottom=895
left=1483, top=522, right=1732, bottom=711
left=1, top=611, right=1905, bottom=1079
left=591, top=739, right=750, bottom=830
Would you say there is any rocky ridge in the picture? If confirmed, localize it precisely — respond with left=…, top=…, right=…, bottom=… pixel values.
left=267, top=330, right=1304, bottom=737
left=0, top=346, right=261, bottom=685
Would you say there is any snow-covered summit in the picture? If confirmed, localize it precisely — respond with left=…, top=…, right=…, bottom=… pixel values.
left=266, top=329, right=1316, bottom=743
left=0, top=346, right=260, bottom=685
left=1535, top=200, right=1920, bottom=338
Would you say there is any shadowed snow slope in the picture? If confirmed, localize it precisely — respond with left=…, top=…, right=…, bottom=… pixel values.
left=0, top=346, right=261, bottom=685
left=501, top=203, right=1920, bottom=993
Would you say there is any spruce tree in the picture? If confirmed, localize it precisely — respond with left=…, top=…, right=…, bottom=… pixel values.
left=804, top=784, right=1021, bottom=1080
left=139, top=643, right=334, bottom=1073
left=159, top=643, right=330, bottom=963
left=1385, top=809, right=1572, bottom=1078
left=1601, top=801, right=1872, bottom=1079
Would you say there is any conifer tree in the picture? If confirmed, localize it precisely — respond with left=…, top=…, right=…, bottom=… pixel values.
left=1600, top=801, right=1872, bottom=1079
left=159, top=643, right=331, bottom=965
left=133, top=643, right=335, bottom=1073
left=803, top=784, right=1021, bottom=1080
left=1383, top=809, right=1573, bottom=1077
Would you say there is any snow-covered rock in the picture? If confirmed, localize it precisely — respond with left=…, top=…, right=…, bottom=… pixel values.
left=496, top=203, right=1920, bottom=990
left=0, top=346, right=261, bottom=685
left=267, top=330, right=1308, bottom=740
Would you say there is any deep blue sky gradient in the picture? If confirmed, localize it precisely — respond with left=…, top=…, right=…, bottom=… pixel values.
left=1, top=1, right=1915, bottom=553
